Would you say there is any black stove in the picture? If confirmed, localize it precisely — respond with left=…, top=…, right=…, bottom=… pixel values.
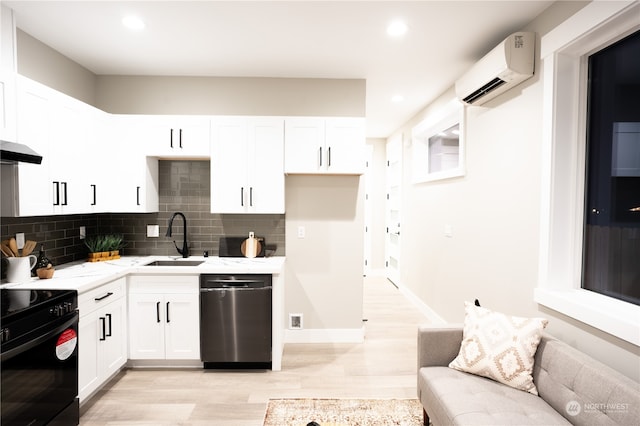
left=1, top=288, right=80, bottom=425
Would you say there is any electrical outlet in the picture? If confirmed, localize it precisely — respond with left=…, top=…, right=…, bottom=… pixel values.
left=79, top=226, right=86, bottom=240
left=15, top=233, right=25, bottom=249
left=297, top=226, right=305, bottom=239
left=147, top=224, right=160, bottom=238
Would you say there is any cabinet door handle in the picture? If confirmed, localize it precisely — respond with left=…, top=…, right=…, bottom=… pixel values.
left=53, top=181, right=60, bottom=206
left=136, top=186, right=141, bottom=206
left=91, top=184, right=97, bottom=206
left=170, top=128, right=174, bottom=148
left=61, top=182, right=68, bottom=206
left=319, top=146, right=322, bottom=167
left=105, top=313, right=112, bottom=337
left=249, top=187, right=253, bottom=207
left=156, top=301, right=161, bottom=323
left=241, top=187, right=244, bottom=207
left=328, top=146, right=331, bottom=167
left=166, top=302, right=170, bottom=323
left=94, top=292, right=113, bottom=302
left=179, top=129, right=183, bottom=149
left=99, top=317, right=106, bottom=341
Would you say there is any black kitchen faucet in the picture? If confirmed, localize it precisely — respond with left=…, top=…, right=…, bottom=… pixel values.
left=166, top=212, right=189, bottom=258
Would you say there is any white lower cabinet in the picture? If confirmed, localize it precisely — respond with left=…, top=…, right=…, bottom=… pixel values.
left=128, top=275, right=200, bottom=360
left=78, top=278, right=127, bottom=403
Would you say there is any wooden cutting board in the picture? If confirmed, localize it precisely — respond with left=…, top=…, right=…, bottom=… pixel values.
left=240, top=233, right=262, bottom=258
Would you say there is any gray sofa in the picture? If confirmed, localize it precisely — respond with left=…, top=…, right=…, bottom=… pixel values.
left=417, top=325, right=640, bottom=425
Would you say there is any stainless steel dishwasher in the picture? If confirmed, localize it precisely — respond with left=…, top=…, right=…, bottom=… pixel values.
left=200, top=274, right=272, bottom=368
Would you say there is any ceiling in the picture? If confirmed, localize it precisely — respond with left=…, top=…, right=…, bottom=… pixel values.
left=5, top=1, right=553, bottom=138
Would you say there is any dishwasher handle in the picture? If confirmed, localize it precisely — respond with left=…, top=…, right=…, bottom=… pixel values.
left=203, top=279, right=268, bottom=287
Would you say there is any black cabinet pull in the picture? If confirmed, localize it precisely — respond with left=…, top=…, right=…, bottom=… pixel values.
left=61, top=182, right=68, bottom=206
left=166, top=302, right=170, bottom=323
left=170, top=128, right=174, bottom=148
left=105, top=313, right=112, bottom=337
left=91, top=184, right=96, bottom=206
left=179, top=129, right=183, bottom=148
left=94, top=292, right=113, bottom=301
left=99, top=317, right=106, bottom=341
left=241, top=187, right=244, bottom=206
left=328, top=147, right=331, bottom=167
left=249, top=187, right=253, bottom=207
left=156, top=301, right=160, bottom=323
left=136, top=186, right=141, bottom=206
left=53, top=181, right=60, bottom=205
left=319, top=146, right=322, bottom=166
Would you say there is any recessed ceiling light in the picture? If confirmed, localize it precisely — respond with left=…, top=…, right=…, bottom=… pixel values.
left=387, top=20, right=408, bottom=38
left=122, top=15, right=145, bottom=31
left=391, top=95, right=405, bottom=103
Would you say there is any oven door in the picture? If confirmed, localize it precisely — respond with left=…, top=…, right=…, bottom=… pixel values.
left=1, top=312, right=79, bottom=426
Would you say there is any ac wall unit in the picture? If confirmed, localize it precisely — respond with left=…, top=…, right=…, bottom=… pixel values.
left=455, top=32, right=535, bottom=106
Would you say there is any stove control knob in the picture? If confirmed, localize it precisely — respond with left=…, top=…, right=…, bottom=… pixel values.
left=1, top=328, right=10, bottom=343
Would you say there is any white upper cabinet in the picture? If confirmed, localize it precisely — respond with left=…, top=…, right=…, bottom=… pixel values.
left=140, top=116, right=210, bottom=158
left=111, top=115, right=159, bottom=213
left=0, top=5, right=17, bottom=143
left=211, top=117, right=284, bottom=214
left=14, top=76, right=115, bottom=216
left=284, top=117, right=365, bottom=175
left=14, top=77, right=51, bottom=216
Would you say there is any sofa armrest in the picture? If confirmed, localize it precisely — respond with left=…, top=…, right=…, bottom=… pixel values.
left=417, top=324, right=463, bottom=369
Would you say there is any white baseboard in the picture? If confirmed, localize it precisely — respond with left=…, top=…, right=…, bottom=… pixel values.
left=284, top=326, right=365, bottom=343
left=395, top=281, right=447, bottom=325
left=127, top=359, right=203, bottom=368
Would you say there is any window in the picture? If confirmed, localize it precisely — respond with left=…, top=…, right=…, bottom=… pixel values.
left=583, top=31, right=640, bottom=305
left=535, top=1, right=640, bottom=345
left=411, top=99, right=465, bottom=183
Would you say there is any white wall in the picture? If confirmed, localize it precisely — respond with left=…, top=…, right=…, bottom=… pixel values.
left=16, top=30, right=96, bottom=105
left=388, top=1, right=640, bottom=381
left=285, top=175, right=364, bottom=336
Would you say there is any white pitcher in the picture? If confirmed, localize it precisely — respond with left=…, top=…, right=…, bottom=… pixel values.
left=6, top=255, right=37, bottom=283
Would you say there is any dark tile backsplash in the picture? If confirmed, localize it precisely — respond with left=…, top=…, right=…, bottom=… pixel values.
left=1, top=160, right=285, bottom=273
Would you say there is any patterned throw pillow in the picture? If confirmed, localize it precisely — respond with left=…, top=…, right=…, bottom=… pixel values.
left=448, top=301, right=548, bottom=395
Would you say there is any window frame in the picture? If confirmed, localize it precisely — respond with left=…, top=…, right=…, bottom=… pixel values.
left=535, top=0, right=640, bottom=345
left=411, top=99, right=465, bottom=183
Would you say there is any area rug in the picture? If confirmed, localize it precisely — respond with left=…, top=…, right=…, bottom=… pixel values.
left=263, top=398, right=423, bottom=426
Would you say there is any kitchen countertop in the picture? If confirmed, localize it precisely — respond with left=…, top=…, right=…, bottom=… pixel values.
left=0, top=256, right=285, bottom=294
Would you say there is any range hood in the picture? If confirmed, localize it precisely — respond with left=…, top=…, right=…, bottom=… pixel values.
left=0, top=140, right=43, bottom=164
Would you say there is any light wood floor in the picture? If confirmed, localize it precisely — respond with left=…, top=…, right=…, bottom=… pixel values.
left=79, top=276, right=430, bottom=425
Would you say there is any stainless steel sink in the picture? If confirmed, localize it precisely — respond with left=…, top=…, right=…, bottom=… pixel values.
left=144, top=260, right=204, bottom=267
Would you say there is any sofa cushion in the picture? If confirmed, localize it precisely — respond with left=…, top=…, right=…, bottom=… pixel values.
left=419, top=366, right=571, bottom=425
left=533, top=335, right=640, bottom=426
left=449, top=302, right=548, bottom=395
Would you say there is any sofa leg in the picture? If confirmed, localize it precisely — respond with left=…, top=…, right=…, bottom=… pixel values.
left=423, top=408, right=430, bottom=426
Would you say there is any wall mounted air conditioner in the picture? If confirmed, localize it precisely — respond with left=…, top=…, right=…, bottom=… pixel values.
left=455, top=32, right=535, bottom=106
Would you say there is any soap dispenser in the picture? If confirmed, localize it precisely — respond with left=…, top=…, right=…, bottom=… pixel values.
left=35, top=244, right=52, bottom=270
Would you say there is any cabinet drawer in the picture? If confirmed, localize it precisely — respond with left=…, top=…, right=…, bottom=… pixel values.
left=128, top=275, right=199, bottom=294
left=79, top=277, right=126, bottom=316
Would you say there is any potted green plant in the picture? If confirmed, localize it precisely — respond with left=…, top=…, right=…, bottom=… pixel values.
left=85, top=235, right=107, bottom=260
left=85, top=234, right=126, bottom=261
left=104, top=234, right=126, bottom=257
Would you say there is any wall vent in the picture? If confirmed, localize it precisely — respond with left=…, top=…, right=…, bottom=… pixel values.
left=289, top=313, right=303, bottom=329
